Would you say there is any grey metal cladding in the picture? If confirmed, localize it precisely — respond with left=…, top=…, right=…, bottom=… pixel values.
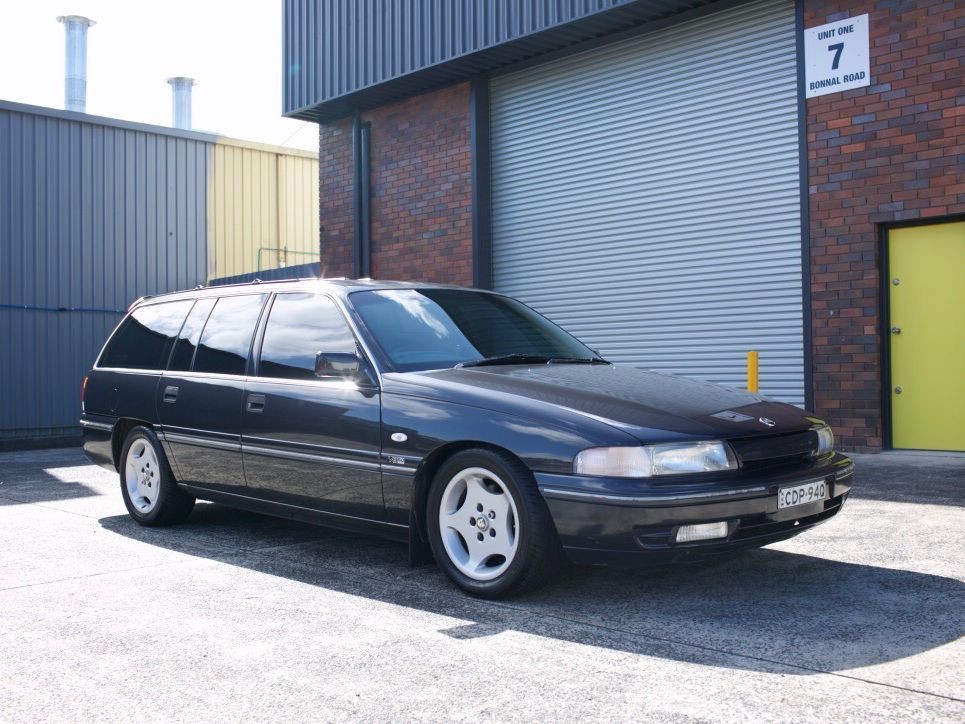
left=283, top=0, right=715, bottom=121
left=490, top=0, right=806, bottom=406
left=0, top=101, right=210, bottom=443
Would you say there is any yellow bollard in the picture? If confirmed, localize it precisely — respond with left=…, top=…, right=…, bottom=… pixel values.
left=747, top=350, right=759, bottom=393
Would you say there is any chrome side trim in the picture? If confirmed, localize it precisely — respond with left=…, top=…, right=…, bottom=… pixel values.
left=382, top=464, right=417, bottom=475
left=243, top=435, right=380, bottom=462
left=163, top=432, right=241, bottom=452
left=89, top=367, right=161, bottom=376
left=160, top=429, right=410, bottom=474
left=241, top=443, right=381, bottom=470
left=539, top=485, right=769, bottom=505
left=242, top=375, right=379, bottom=391
left=79, top=419, right=113, bottom=432
left=159, top=424, right=236, bottom=440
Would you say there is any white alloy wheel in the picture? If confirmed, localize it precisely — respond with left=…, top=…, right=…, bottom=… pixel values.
left=124, top=437, right=161, bottom=514
left=438, top=466, right=520, bottom=581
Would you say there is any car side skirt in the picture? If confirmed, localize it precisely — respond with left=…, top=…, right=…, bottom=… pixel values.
left=179, top=484, right=409, bottom=543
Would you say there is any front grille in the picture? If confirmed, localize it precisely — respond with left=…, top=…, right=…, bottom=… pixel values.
left=729, top=430, right=817, bottom=473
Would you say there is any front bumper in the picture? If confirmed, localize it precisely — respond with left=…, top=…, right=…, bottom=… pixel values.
left=537, top=453, right=853, bottom=567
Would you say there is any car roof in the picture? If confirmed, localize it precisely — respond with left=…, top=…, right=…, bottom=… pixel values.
left=131, top=278, right=481, bottom=309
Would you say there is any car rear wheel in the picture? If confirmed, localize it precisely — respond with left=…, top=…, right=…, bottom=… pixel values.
left=120, top=426, right=195, bottom=526
left=427, top=448, right=561, bottom=598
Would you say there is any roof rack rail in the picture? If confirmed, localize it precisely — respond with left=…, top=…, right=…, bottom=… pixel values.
left=127, top=295, right=153, bottom=311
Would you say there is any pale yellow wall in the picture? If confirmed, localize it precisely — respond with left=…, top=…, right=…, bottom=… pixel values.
left=207, top=139, right=319, bottom=280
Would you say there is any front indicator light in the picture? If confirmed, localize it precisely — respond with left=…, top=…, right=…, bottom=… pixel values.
left=814, top=425, right=834, bottom=456
left=676, top=521, right=729, bottom=544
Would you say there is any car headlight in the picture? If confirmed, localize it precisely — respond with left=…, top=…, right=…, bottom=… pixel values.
left=574, top=441, right=738, bottom=478
left=814, top=425, right=834, bottom=456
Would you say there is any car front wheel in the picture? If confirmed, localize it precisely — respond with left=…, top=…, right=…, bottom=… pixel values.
left=427, top=448, right=561, bottom=598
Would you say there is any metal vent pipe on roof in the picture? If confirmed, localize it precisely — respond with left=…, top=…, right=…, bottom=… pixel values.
left=57, top=15, right=95, bottom=113
left=166, top=77, right=196, bottom=129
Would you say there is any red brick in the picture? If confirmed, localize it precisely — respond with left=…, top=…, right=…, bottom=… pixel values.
left=805, top=0, right=964, bottom=451
left=317, top=84, right=473, bottom=286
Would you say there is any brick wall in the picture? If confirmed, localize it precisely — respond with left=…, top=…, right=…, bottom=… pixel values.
left=316, top=83, right=473, bottom=285
left=318, top=118, right=356, bottom=278
left=805, top=0, right=964, bottom=451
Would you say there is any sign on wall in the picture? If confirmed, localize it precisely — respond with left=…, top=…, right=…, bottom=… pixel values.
left=804, top=14, right=870, bottom=98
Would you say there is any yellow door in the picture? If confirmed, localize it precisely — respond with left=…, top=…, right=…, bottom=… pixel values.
left=888, top=220, right=965, bottom=451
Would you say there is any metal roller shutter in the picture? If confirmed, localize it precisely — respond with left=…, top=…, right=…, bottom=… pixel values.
left=490, top=0, right=805, bottom=405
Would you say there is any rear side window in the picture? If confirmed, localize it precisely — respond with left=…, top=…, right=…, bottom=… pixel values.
left=258, top=293, right=357, bottom=380
left=193, top=294, right=267, bottom=375
left=168, top=297, right=216, bottom=371
left=99, top=300, right=193, bottom=370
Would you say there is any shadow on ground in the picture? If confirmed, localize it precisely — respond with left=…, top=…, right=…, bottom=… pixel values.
left=0, top=461, right=103, bottom=505
left=100, top=502, right=965, bottom=677
left=846, top=453, right=965, bottom=507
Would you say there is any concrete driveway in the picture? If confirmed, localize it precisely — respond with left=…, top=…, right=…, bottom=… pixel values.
left=0, top=447, right=962, bottom=722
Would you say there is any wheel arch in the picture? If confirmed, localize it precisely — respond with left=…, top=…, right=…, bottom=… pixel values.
left=111, top=418, right=154, bottom=468
left=410, top=440, right=529, bottom=544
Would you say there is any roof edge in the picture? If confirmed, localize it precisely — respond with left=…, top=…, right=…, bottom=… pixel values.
left=284, top=0, right=718, bottom=123
left=0, top=98, right=317, bottom=157
left=0, top=98, right=220, bottom=142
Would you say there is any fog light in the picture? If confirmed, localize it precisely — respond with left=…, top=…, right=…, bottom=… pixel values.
left=675, top=521, right=729, bottom=544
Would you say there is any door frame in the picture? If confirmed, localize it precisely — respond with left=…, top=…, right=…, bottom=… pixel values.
left=878, top=213, right=965, bottom=450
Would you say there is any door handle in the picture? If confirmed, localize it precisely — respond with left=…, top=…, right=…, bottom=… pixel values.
left=163, top=385, right=179, bottom=403
left=246, top=394, right=266, bottom=413
left=891, top=326, right=901, bottom=335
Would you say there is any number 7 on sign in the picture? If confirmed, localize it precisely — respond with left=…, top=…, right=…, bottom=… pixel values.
left=828, top=42, right=844, bottom=70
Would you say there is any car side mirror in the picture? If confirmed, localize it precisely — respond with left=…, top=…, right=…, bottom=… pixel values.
left=314, top=351, right=363, bottom=380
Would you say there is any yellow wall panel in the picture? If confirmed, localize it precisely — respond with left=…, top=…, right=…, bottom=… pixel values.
left=207, top=138, right=318, bottom=280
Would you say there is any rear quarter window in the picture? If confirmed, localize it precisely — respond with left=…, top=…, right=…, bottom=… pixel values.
left=98, top=300, right=194, bottom=370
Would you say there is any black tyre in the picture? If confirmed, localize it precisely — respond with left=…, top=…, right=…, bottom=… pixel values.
left=427, top=448, right=562, bottom=598
left=119, top=426, right=195, bottom=526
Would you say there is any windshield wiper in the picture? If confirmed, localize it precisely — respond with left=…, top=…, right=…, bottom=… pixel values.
left=456, top=354, right=609, bottom=368
left=457, top=354, right=554, bottom=368
left=547, top=356, right=610, bottom=365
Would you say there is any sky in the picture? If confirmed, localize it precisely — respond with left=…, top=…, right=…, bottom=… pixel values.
left=0, top=1, right=318, bottom=151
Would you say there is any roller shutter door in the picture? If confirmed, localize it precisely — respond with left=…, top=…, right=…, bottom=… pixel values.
left=490, top=0, right=805, bottom=405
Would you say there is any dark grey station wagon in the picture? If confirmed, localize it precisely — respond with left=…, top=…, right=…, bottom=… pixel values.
left=82, top=279, right=853, bottom=597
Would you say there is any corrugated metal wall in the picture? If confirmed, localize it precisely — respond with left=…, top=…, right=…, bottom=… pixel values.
left=491, top=0, right=805, bottom=404
left=283, top=0, right=711, bottom=120
left=0, top=101, right=320, bottom=446
left=208, top=141, right=320, bottom=280
left=0, top=103, right=209, bottom=444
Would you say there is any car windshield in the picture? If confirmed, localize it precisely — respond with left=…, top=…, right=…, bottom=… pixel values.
left=349, top=288, right=598, bottom=372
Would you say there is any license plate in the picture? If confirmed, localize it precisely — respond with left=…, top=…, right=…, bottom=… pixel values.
left=777, top=480, right=828, bottom=510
